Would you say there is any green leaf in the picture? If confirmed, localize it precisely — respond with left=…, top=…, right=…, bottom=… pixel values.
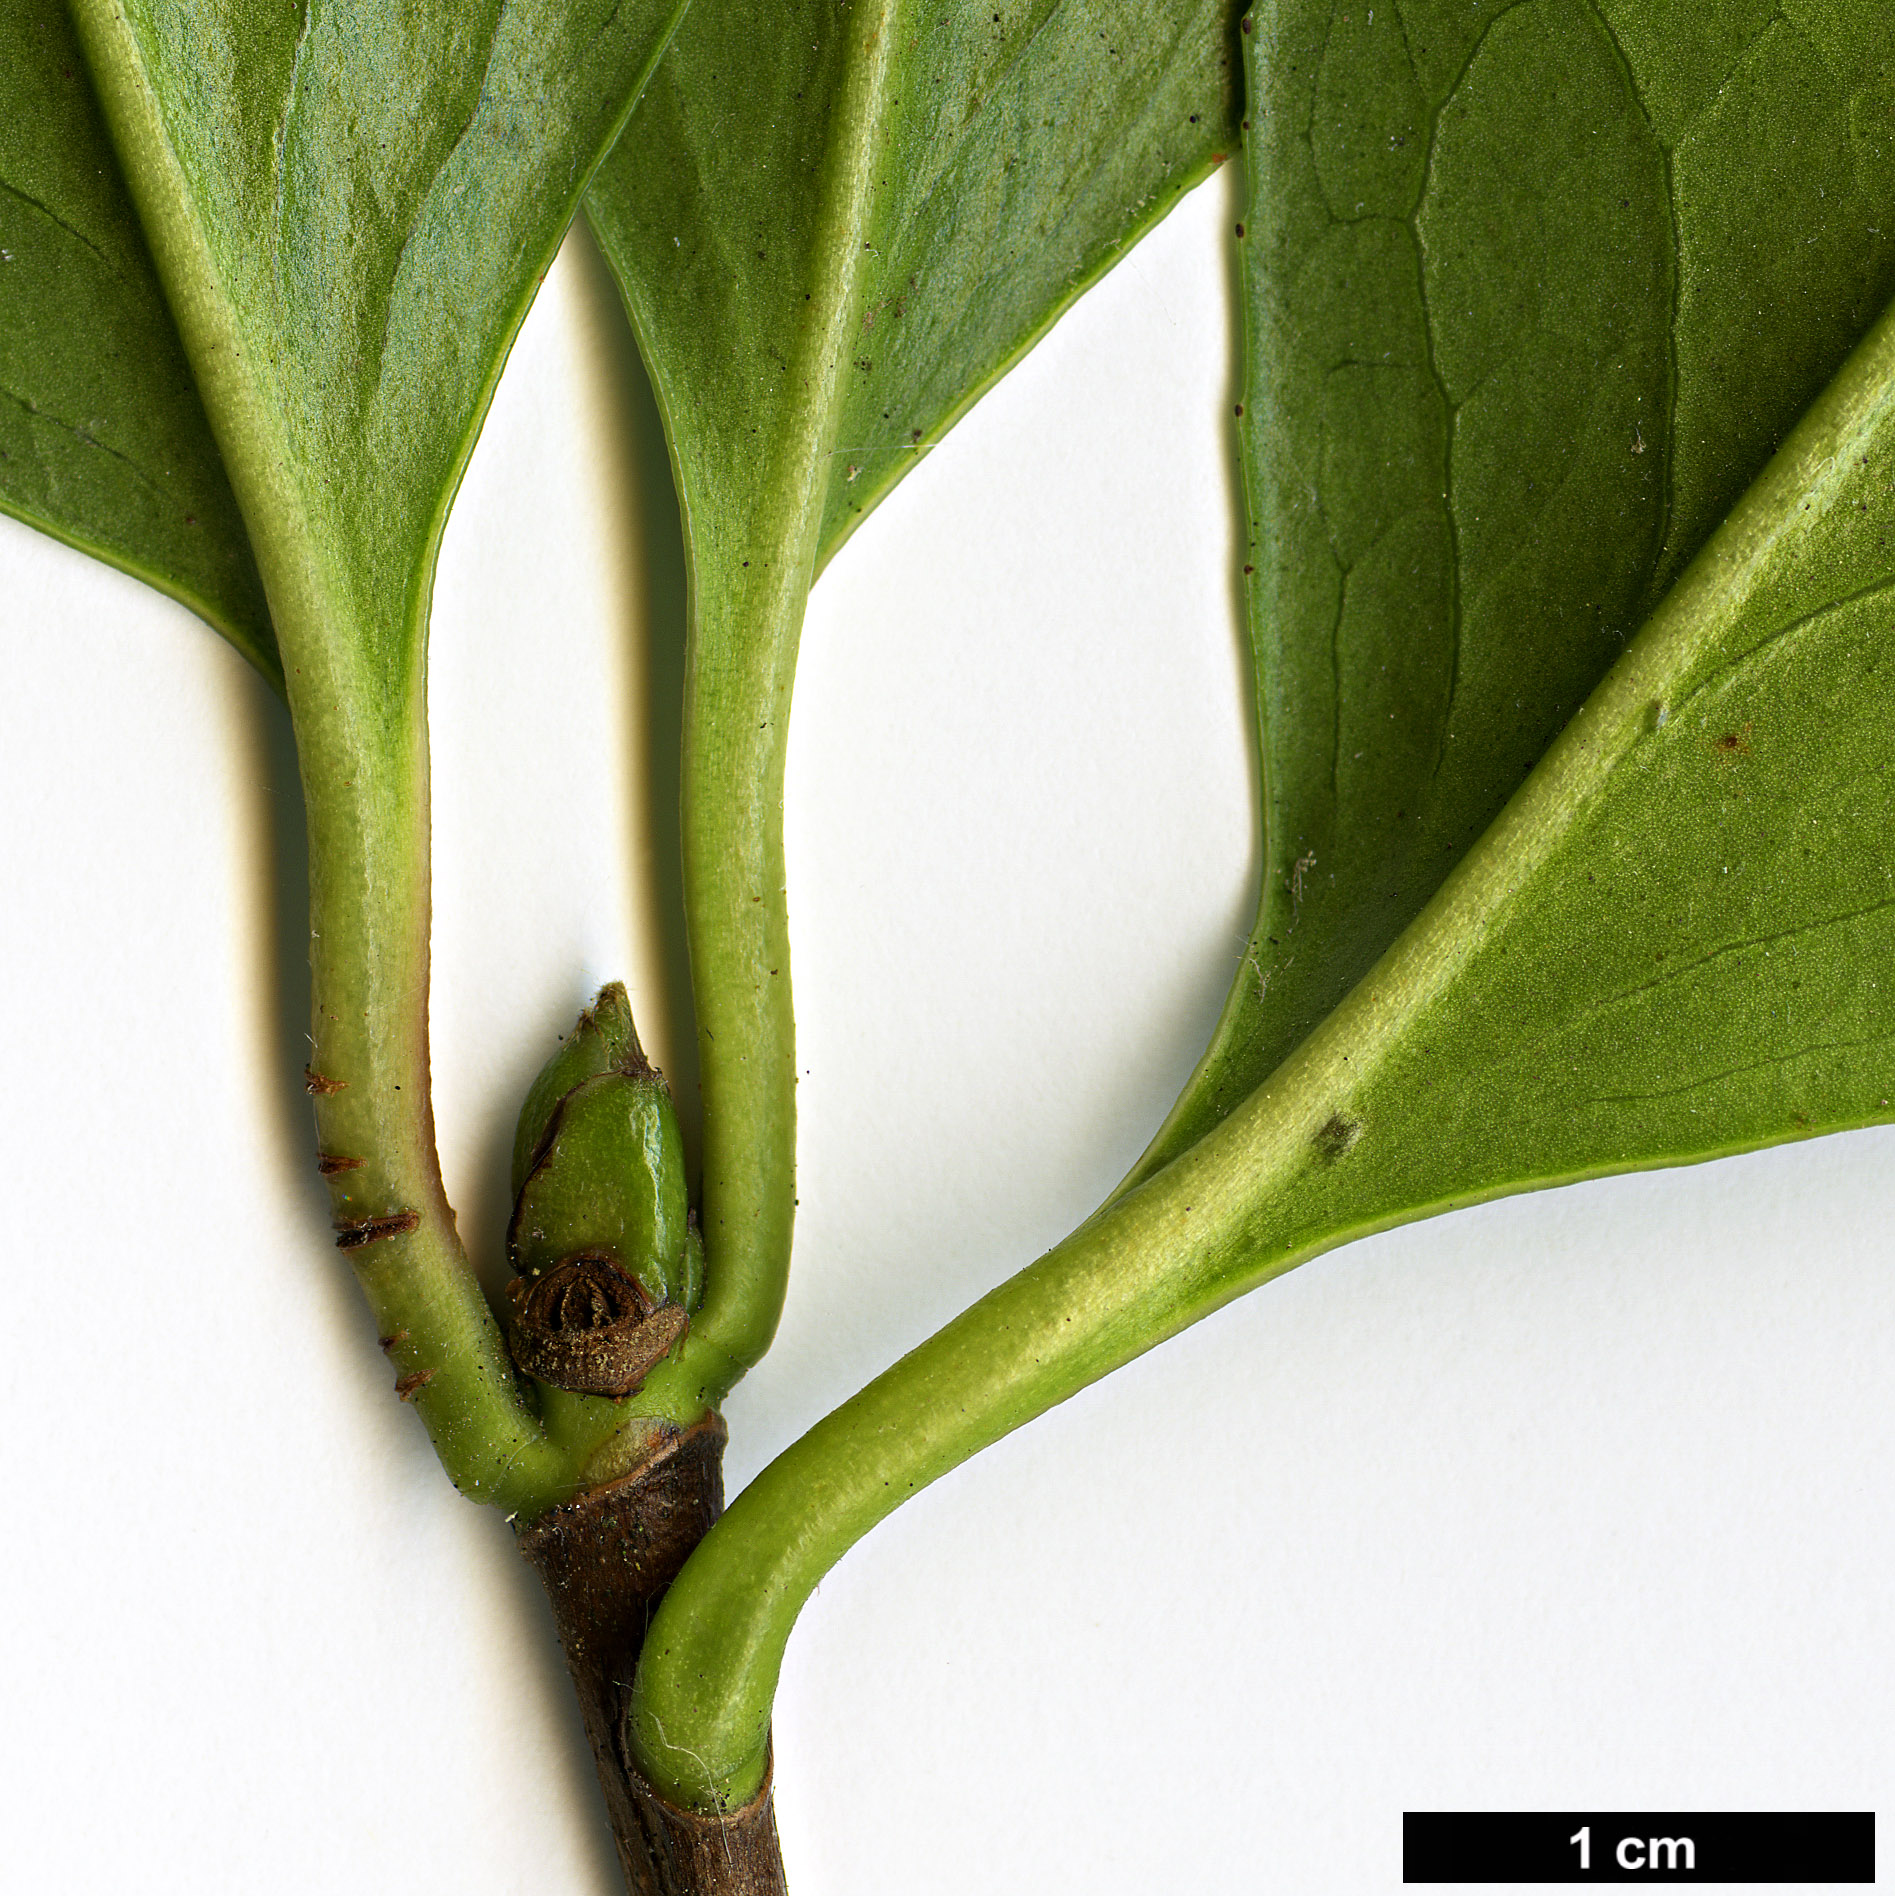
left=630, top=272, right=1895, bottom=1818
left=1129, top=0, right=1895, bottom=1183
left=73, top=0, right=687, bottom=700
left=67, top=0, right=688, bottom=1509
left=808, top=2, right=1242, bottom=567
left=0, top=0, right=273, bottom=682
left=583, top=0, right=1242, bottom=1376
left=625, top=9, right=1895, bottom=1810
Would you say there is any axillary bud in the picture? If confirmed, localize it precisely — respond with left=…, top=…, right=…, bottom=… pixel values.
left=505, top=984, right=698, bottom=1395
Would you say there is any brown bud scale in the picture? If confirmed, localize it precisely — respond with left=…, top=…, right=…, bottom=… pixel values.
left=505, top=1255, right=689, bottom=1397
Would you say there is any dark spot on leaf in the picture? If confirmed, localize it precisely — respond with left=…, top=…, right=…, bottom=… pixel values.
left=1314, top=1113, right=1361, bottom=1162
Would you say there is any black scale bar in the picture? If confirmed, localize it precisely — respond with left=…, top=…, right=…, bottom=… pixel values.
left=1403, top=1812, right=1874, bottom=1883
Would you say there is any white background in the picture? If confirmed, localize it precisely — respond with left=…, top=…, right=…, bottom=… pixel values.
left=2, top=171, right=1890, bottom=1892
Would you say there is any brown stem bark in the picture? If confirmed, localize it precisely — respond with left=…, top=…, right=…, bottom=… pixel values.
left=518, top=1413, right=786, bottom=1895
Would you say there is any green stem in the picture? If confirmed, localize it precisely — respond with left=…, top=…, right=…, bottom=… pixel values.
left=531, top=1338, right=743, bottom=1497
left=626, top=283, right=1895, bottom=1810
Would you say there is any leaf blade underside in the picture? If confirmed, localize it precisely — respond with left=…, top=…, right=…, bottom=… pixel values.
left=583, top=0, right=1242, bottom=1373
left=74, top=0, right=688, bottom=689
left=628, top=260, right=1895, bottom=1814
left=0, top=0, right=273, bottom=682
left=1132, top=0, right=1895, bottom=1182
left=623, top=12, right=1895, bottom=1810
left=809, top=0, right=1244, bottom=567
left=65, top=0, right=690, bottom=1509
left=593, top=0, right=1240, bottom=572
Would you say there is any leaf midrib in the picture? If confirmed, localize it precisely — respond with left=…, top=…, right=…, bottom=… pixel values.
left=780, top=1, right=905, bottom=555
left=75, top=0, right=694, bottom=708
left=70, top=0, right=341, bottom=675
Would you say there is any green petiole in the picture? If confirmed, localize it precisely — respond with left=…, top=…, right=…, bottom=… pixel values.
left=627, top=281, right=1895, bottom=1809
